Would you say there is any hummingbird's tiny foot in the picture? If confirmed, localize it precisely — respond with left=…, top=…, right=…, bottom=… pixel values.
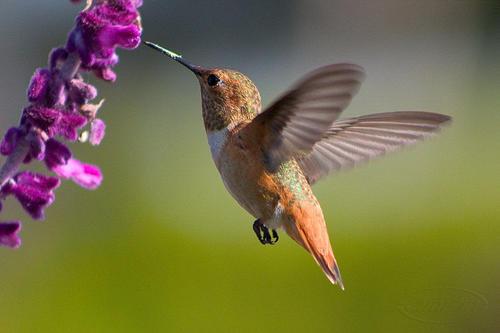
left=271, top=229, right=279, bottom=244
left=253, top=219, right=266, bottom=245
left=262, top=226, right=273, bottom=244
left=252, top=219, right=279, bottom=245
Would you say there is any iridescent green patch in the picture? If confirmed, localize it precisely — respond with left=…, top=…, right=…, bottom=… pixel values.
left=275, top=160, right=310, bottom=201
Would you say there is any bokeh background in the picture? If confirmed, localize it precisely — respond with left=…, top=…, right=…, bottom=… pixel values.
left=0, top=1, right=499, bottom=332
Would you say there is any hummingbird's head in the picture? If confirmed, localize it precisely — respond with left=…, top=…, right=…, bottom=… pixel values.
left=145, top=41, right=261, bottom=131
left=195, top=68, right=261, bottom=131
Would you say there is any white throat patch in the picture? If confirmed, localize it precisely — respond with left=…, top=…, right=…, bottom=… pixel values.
left=207, top=128, right=229, bottom=162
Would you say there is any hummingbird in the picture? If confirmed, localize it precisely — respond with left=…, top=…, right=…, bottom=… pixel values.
left=145, top=41, right=451, bottom=289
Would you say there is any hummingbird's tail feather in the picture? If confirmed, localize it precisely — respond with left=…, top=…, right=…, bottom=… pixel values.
left=283, top=208, right=344, bottom=290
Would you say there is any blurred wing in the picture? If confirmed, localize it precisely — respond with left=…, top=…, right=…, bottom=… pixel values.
left=246, top=64, right=366, bottom=171
left=298, top=111, right=451, bottom=184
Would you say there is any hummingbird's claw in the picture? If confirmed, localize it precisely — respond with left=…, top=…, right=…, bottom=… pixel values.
left=272, top=229, right=279, bottom=243
left=252, top=219, right=279, bottom=245
left=253, top=219, right=266, bottom=244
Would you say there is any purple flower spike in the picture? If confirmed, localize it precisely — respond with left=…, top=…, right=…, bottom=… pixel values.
left=89, top=119, right=106, bottom=145
left=0, top=127, right=24, bottom=156
left=0, top=222, right=21, bottom=248
left=2, top=172, right=60, bottom=220
left=53, top=158, right=102, bottom=190
left=0, top=0, right=142, bottom=248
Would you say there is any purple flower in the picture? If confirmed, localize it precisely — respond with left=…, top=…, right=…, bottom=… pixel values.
left=27, top=68, right=69, bottom=107
left=69, top=79, right=98, bottom=104
left=44, top=140, right=103, bottom=190
left=94, top=0, right=143, bottom=24
left=27, top=68, right=51, bottom=103
left=21, top=105, right=88, bottom=141
left=93, top=67, right=117, bottom=82
left=0, top=222, right=21, bottom=248
left=67, top=0, right=142, bottom=82
left=2, top=172, right=60, bottom=220
left=57, top=111, right=88, bottom=141
left=44, top=139, right=72, bottom=170
left=89, top=119, right=106, bottom=145
left=21, top=105, right=61, bottom=137
left=53, top=158, right=102, bottom=190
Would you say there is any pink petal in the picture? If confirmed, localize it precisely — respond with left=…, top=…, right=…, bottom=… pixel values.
left=89, top=119, right=106, bottom=145
left=53, top=158, right=102, bottom=190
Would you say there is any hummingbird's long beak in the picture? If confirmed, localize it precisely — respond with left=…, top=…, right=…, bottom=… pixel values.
left=144, top=41, right=202, bottom=75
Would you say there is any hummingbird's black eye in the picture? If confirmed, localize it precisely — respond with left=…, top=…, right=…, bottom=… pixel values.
left=207, top=74, right=221, bottom=87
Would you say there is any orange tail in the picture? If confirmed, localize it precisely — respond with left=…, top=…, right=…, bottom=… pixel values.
left=283, top=211, right=344, bottom=289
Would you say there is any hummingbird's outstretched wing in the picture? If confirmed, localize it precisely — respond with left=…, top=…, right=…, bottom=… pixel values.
left=246, top=64, right=366, bottom=171
left=297, top=111, right=451, bottom=184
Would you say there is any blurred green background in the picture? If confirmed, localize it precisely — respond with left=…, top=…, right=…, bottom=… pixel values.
left=0, top=1, right=499, bottom=332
